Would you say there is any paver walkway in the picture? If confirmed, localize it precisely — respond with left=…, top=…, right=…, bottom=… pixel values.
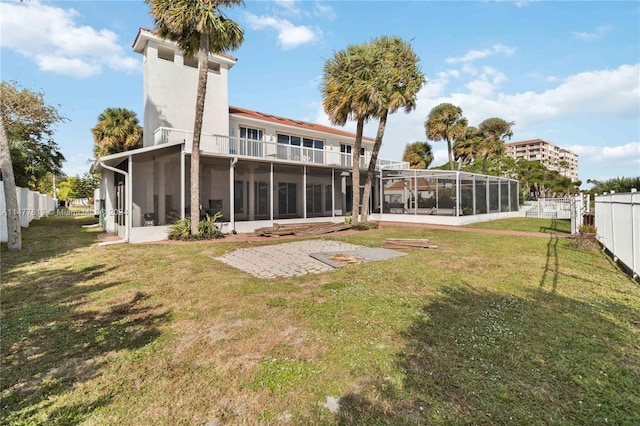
left=214, top=240, right=366, bottom=279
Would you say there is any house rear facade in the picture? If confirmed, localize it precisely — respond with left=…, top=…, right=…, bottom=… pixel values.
left=94, top=29, right=520, bottom=243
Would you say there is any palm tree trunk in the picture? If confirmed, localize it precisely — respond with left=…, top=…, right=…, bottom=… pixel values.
left=482, top=154, right=489, bottom=175
left=361, top=109, right=388, bottom=222
left=447, top=138, right=454, bottom=170
left=190, top=33, right=209, bottom=236
left=351, top=118, right=364, bottom=226
left=0, top=118, right=21, bottom=251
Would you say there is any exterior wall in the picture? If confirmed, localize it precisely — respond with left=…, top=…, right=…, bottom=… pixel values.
left=142, top=40, right=231, bottom=147
left=228, top=115, right=375, bottom=155
left=371, top=210, right=523, bottom=226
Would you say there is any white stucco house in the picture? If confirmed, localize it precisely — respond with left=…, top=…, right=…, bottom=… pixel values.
left=94, top=28, right=520, bottom=243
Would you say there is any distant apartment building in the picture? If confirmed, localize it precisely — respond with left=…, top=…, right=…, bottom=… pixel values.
left=505, top=139, right=579, bottom=181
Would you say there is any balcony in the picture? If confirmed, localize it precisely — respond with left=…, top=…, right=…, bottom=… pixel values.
left=154, top=127, right=409, bottom=170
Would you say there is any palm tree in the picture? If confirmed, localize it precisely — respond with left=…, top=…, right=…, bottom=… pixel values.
left=92, top=108, right=143, bottom=157
left=146, top=0, right=244, bottom=235
left=476, top=117, right=514, bottom=174
left=0, top=117, right=21, bottom=250
left=360, top=36, right=425, bottom=222
left=320, top=42, right=379, bottom=226
left=402, top=141, right=433, bottom=169
left=452, top=126, right=480, bottom=170
left=425, top=103, right=467, bottom=171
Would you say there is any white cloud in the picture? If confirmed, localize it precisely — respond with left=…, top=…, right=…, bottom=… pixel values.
left=445, top=44, right=516, bottom=64
left=244, top=12, right=320, bottom=50
left=567, top=142, right=640, bottom=163
left=314, top=1, right=337, bottom=20
left=572, top=25, right=612, bottom=40
left=274, top=0, right=303, bottom=17
left=0, top=1, right=138, bottom=78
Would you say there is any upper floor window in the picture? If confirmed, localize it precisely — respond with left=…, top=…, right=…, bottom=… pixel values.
left=240, top=126, right=263, bottom=140
left=157, top=46, right=175, bottom=62
left=340, top=143, right=365, bottom=156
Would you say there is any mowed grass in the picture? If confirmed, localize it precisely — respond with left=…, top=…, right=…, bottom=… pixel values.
left=466, top=217, right=572, bottom=234
left=1, top=216, right=639, bottom=425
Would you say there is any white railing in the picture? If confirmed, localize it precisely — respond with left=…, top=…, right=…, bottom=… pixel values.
left=153, top=127, right=409, bottom=170
left=525, top=197, right=572, bottom=219
left=595, top=190, right=639, bottom=279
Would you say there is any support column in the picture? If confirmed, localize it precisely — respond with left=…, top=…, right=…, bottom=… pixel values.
left=270, top=162, right=274, bottom=221
left=414, top=170, right=418, bottom=215
left=158, top=159, right=166, bottom=225
left=230, top=159, right=236, bottom=228
left=472, top=175, right=476, bottom=215
left=331, top=168, right=335, bottom=218
left=303, top=165, right=307, bottom=219
left=180, top=150, right=185, bottom=219
left=456, top=172, right=461, bottom=216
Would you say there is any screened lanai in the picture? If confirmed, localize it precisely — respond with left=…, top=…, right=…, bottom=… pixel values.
left=379, top=169, right=519, bottom=217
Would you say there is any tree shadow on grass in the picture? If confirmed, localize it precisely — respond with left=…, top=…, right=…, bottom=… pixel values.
left=538, top=218, right=571, bottom=234
left=1, top=263, right=172, bottom=424
left=336, top=285, right=639, bottom=425
left=1, top=215, right=101, bottom=269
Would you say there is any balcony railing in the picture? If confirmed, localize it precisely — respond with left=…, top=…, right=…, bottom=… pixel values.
left=154, top=127, right=409, bottom=170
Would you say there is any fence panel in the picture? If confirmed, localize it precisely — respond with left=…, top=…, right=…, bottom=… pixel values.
left=595, top=191, right=639, bottom=279
left=1, top=184, right=57, bottom=243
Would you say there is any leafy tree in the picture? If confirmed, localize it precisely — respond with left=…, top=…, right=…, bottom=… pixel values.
left=321, top=41, right=379, bottom=225
left=56, top=176, right=77, bottom=206
left=453, top=126, right=480, bottom=170
left=402, top=141, right=433, bottom=169
left=146, top=0, right=244, bottom=235
left=476, top=117, right=514, bottom=174
left=73, top=172, right=100, bottom=202
left=425, top=103, right=467, bottom=171
left=92, top=108, right=143, bottom=157
left=587, top=177, right=640, bottom=194
left=0, top=81, right=66, bottom=190
left=0, top=116, right=21, bottom=250
left=360, top=36, right=425, bottom=222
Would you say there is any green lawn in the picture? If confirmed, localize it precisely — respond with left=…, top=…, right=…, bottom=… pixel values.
left=2, top=216, right=638, bottom=425
left=465, top=217, right=572, bottom=234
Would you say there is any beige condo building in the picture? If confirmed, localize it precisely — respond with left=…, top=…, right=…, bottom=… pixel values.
left=505, top=139, right=579, bottom=181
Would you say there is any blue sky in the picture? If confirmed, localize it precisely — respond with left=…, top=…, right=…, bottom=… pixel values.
left=1, top=0, right=638, bottom=185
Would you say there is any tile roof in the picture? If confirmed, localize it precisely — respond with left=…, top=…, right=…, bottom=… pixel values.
left=228, top=106, right=375, bottom=142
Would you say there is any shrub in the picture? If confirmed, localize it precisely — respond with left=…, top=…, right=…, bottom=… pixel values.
left=352, top=221, right=379, bottom=230
left=168, top=211, right=223, bottom=240
left=344, top=212, right=353, bottom=225
left=579, top=224, right=597, bottom=235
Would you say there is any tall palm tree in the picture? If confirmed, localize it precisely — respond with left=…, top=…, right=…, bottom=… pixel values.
left=476, top=117, right=514, bottom=174
left=146, top=0, right=244, bottom=235
left=92, top=108, right=143, bottom=157
left=402, top=141, right=433, bottom=169
left=320, top=42, right=379, bottom=225
left=0, top=117, right=21, bottom=250
left=425, top=103, right=467, bottom=171
left=452, top=126, right=479, bottom=170
left=360, top=36, right=425, bottom=222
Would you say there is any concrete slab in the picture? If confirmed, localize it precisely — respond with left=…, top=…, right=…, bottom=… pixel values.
left=309, top=248, right=406, bottom=268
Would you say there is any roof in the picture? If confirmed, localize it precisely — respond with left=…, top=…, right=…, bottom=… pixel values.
left=228, top=106, right=376, bottom=143
left=133, top=27, right=238, bottom=62
left=505, top=138, right=551, bottom=146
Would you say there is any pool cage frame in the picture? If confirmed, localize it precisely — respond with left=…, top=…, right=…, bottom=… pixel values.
left=378, top=169, right=520, bottom=217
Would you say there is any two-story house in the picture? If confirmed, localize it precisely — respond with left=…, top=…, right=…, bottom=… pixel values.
left=94, top=28, right=406, bottom=243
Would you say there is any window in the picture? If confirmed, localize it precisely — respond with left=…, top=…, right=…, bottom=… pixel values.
left=234, top=180, right=244, bottom=214
left=208, top=61, right=221, bottom=73
left=277, top=133, right=323, bottom=162
left=278, top=182, right=297, bottom=215
left=183, top=55, right=198, bottom=68
left=157, top=46, right=175, bottom=62
left=306, top=184, right=323, bottom=215
left=325, top=184, right=332, bottom=211
left=240, top=127, right=263, bottom=140
left=239, top=126, right=263, bottom=157
left=254, top=181, right=268, bottom=217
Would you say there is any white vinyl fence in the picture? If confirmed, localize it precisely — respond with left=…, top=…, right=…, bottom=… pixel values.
left=0, top=183, right=57, bottom=242
left=595, top=190, right=639, bottom=279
